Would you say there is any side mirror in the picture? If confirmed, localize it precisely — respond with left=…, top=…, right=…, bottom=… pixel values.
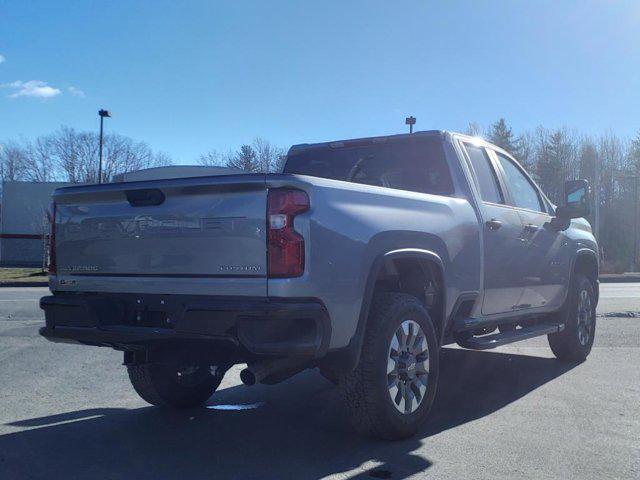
left=556, top=179, right=590, bottom=219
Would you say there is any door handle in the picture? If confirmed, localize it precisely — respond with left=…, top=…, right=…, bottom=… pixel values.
left=485, top=219, right=502, bottom=230
left=524, top=223, right=539, bottom=233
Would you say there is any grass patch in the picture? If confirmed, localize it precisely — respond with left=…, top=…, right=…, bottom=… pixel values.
left=0, top=268, right=48, bottom=283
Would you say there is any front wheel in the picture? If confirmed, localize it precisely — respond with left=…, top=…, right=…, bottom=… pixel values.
left=548, top=273, right=596, bottom=362
left=341, top=292, right=439, bottom=440
left=128, top=362, right=223, bottom=408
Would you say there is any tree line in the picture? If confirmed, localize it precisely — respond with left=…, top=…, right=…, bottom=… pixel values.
left=2, top=121, right=639, bottom=272
left=0, top=126, right=171, bottom=184
left=197, top=138, right=287, bottom=173
left=0, top=127, right=287, bottom=184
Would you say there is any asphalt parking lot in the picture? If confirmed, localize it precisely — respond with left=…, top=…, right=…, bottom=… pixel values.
left=0, top=286, right=638, bottom=479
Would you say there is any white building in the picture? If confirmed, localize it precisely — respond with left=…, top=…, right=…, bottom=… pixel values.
left=0, top=181, right=69, bottom=267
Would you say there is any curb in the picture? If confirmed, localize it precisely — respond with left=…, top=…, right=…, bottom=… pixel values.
left=0, top=281, right=48, bottom=288
left=599, top=275, right=640, bottom=283
left=598, top=311, right=640, bottom=318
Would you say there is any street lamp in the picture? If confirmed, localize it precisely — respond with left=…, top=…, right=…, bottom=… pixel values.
left=98, top=109, right=111, bottom=183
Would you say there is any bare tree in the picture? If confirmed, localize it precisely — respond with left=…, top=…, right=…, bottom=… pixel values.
left=598, top=131, right=624, bottom=212
left=465, top=122, right=483, bottom=137
left=100, top=134, right=161, bottom=181
left=199, top=139, right=287, bottom=173
left=516, top=130, right=536, bottom=175
left=275, top=151, right=288, bottom=173
left=198, top=150, right=228, bottom=167
left=0, top=141, right=28, bottom=181
left=24, top=136, right=57, bottom=182
left=44, top=127, right=172, bottom=183
left=253, top=137, right=287, bottom=173
left=626, top=129, right=640, bottom=174
left=45, top=127, right=97, bottom=183
left=152, top=151, right=173, bottom=168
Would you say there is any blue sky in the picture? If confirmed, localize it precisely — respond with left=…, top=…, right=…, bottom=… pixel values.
left=1, top=0, right=639, bottom=163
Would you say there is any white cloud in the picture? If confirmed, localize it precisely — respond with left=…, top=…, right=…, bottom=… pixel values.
left=68, top=86, right=86, bottom=98
left=2, top=80, right=61, bottom=99
left=0, top=54, right=5, bottom=64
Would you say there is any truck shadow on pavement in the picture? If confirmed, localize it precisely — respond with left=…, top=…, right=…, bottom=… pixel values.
left=1, top=348, right=578, bottom=480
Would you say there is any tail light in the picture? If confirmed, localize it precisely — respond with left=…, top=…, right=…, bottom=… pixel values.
left=267, top=188, right=309, bottom=278
left=48, top=202, right=57, bottom=274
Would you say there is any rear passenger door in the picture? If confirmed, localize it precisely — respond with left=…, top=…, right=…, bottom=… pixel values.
left=490, top=150, right=570, bottom=311
left=461, top=143, right=525, bottom=315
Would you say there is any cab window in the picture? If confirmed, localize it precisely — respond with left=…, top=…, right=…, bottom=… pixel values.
left=463, top=143, right=503, bottom=204
left=495, top=152, right=544, bottom=212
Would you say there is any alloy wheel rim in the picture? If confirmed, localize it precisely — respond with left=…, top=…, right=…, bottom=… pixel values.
left=387, top=319, right=429, bottom=414
left=577, top=289, right=593, bottom=346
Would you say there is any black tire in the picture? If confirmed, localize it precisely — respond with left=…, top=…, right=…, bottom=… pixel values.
left=319, top=367, right=342, bottom=385
left=127, top=363, right=222, bottom=408
left=548, top=273, right=596, bottom=362
left=341, top=292, right=439, bottom=440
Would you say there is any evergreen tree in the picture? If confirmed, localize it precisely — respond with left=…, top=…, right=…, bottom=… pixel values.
left=227, top=144, right=258, bottom=172
left=487, top=118, right=518, bottom=154
left=579, top=137, right=598, bottom=185
left=534, top=128, right=577, bottom=203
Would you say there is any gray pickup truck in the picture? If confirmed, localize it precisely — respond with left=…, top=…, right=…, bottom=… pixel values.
left=40, top=131, right=598, bottom=439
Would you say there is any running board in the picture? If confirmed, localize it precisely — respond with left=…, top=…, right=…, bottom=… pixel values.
left=458, top=323, right=564, bottom=350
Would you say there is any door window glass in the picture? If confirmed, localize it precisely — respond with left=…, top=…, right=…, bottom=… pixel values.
left=495, top=153, right=544, bottom=212
left=463, top=144, right=503, bottom=204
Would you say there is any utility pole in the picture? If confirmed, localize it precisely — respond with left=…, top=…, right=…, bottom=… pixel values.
left=98, top=109, right=111, bottom=183
left=634, top=175, right=639, bottom=271
left=594, top=159, right=600, bottom=244
left=405, top=116, right=416, bottom=134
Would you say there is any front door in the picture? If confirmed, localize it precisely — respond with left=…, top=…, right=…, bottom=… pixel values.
left=491, top=150, right=570, bottom=310
left=461, top=142, right=525, bottom=315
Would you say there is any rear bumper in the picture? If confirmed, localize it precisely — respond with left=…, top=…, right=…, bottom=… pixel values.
left=39, top=293, right=331, bottom=358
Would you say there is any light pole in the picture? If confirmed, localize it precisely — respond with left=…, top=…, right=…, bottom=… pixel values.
left=632, top=175, right=638, bottom=271
left=98, top=109, right=111, bottom=183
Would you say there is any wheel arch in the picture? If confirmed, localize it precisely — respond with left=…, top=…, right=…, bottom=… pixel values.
left=324, top=248, right=446, bottom=372
left=572, top=248, right=599, bottom=304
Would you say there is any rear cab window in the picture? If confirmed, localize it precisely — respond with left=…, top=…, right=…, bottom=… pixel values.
left=462, top=143, right=504, bottom=204
left=284, top=136, right=454, bottom=196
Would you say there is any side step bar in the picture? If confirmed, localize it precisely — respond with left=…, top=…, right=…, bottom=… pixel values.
left=458, top=323, right=564, bottom=350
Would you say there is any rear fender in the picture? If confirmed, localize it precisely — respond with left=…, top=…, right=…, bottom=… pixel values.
left=323, top=248, right=446, bottom=372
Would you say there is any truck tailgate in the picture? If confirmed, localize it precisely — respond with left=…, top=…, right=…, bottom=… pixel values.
left=53, top=174, right=267, bottom=292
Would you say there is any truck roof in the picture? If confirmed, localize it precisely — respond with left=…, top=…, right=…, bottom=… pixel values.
left=287, top=130, right=447, bottom=156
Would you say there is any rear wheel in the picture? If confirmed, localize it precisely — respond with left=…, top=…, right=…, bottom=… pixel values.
left=341, top=292, right=439, bottom=440
left=128, top=362, right=223, bottom=408
left=319, top=367, right=343, bottom=385
left=548, top=273, right=596, bottom=362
